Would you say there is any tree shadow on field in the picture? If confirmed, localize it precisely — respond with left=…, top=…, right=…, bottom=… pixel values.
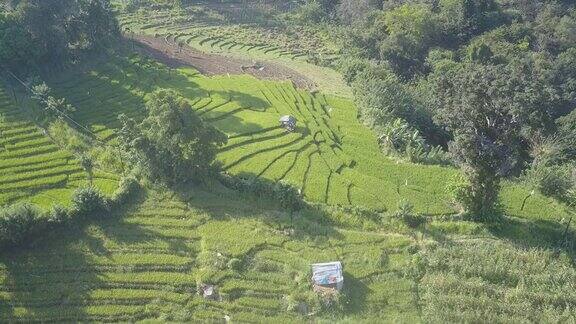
left=174, top=173, right=345, bottom=243
left=212, top=90, right=271, bottom=113
left=0, top=189, right=194, bottom=321
left=0, top=223, right=106, bottom=321
left=489, top=215, right=576, bottom=262
left=343, top=274, right=369, bottom=314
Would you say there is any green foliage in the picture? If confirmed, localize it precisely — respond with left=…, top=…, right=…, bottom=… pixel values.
left=337, top=56, right=370, bottom=84
left=352, top=67, right=448, bottom=164
left=0, top=203, right=43, bottom=248
left=558, top=110, right=576, bottom=161
left=219, top=174, right=303, bottom=212
left=446, top=174, right=475, bottom=214
left=71, top=187, right=110, bottom=215
left=274, top=181, right=303, bottom=212
left=438, top=0, right=504, bottom=43
left=47, top=204, right=71, bottom=225
left=0, top=12, right=36, bottom=69
left=227, top=258, right=242, bottom=271
left=110, top=175, right=140, bottom=206
left=47, top=120, right=89, bottom=154
left=392, top=200, right=426, bottom=228
left=384, top=4, right=436, bottom=41
left=380, top=4, right=438, bottom=78
left=378, top=118, right=450, bottom=165
left=353, top=67, right=428, bottom=131
left=289, top=1, right=327, bottom=24
left=467, top=40, right=495, bottom=63
left=524, top=162, right=576, bottom=205
left=31, top=82, right=76, bottom=122
left=118, top=89, right=227, bottom=185
left=0, top=0, right=119, bottom=71
left=432, top=63, right=541, bottom=220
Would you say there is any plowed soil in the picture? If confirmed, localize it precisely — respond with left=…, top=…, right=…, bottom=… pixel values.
left=131, top=35, right=316, bottom=90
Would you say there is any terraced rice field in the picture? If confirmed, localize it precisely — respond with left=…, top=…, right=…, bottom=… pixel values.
left=47, top=53, right=572, bottom=220
left=117, top=7, right=351, bottom=97
left=48, top=54, right=451, bottom=214
left=0, top=88, right=118, bottom=207
left=118, top=9, right=337, bottom=62
left=0, top=188, right=420, bottom=322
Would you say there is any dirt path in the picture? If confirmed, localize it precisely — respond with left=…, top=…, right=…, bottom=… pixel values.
left=130, top=35, right=316, bottom=90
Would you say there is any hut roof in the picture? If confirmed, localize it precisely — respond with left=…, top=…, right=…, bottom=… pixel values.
left=279, top=115, right=296, bottom=123
left=311, top=261, right=343, bottom=287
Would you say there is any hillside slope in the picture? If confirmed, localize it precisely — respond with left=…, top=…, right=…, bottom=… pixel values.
left=0, top=87, right=117, bottom=208
left=47, top=53, right=573, bottom=220
left=0, top=185, right=574, bottom=322
left=0, top=1, right=575, bottom=322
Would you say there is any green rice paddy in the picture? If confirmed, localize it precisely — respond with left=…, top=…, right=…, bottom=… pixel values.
left=0, top=87, right=118, bottom=208
left=0, top=185, right=573, bottom=322
left=0, top=186, right=423, bottom=322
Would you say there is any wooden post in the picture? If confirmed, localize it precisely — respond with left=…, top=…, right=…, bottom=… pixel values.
left=561, top=216, right=573, bottom=248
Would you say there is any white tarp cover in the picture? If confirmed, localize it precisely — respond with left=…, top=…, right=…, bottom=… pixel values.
left=311, top=261, right=343, bottom=287
left=279, top=115, right=296, bottom=123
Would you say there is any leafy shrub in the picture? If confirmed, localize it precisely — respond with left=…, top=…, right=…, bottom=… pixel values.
left=47, top=204, right=71, bottom=225
left=220, top=174, right=304, bottom=212
left=89, top=145, right=125, bottom=173
left=524, top=164, right=574, bottom=203
left=111, top=175, right=140, bottom=206
left=227, top=258, right=242, bottom=271
left=0, top=203, right=44, bottom=248
left=118, top=89, right=227, bottom=185
left=289, top=1, right=326, bottom=24
left=446, top=175, right=475, bottom=214
left=316, top=287, right=347, bottom=312
left=392, top=200, right=426, bottom=228
left=378, top=118, right=451, bottom=165
left=71, top=187, right=110, bottom=215
left=446, top=174, right=503, bottom=222
left=274, top=181, right=303, bottom=212
left=47, top=120, right=89, bottom=154
left=338, top=56, right=370, bottom=84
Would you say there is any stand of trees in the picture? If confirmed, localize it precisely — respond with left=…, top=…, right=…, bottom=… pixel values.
left=0, top=0, right=119, bottom=72
left=294, top=0, right=576, bottom=219
left=118, top=89, right=227, bottom=186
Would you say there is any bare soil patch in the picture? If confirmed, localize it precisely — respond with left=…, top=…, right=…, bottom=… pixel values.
left=130, top=35, right=316, bottom=90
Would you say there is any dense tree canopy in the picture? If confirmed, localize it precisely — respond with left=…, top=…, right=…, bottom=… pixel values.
left=118, top=89, right=227, bottom=185
left=0, top=0, right=119, bottom=71
left=305, top=0, right=576, bottom=217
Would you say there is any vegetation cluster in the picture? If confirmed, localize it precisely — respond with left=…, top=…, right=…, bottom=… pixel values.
left=0, top=0, right=574, bottom=322
left=291, top=0, right=576, bottom=217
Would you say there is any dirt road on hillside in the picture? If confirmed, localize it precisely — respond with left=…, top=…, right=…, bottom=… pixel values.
left=130, top=35, right=316, bottom=90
